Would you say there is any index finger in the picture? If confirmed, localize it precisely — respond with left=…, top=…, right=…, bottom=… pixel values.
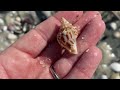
left=6, top=11, right=83, bottom=58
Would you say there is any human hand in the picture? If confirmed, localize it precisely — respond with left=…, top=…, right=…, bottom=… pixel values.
left=0, top=11, right=105, bottom=79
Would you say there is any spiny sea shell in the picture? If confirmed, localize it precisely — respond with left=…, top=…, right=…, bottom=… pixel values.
left=57, top=17, right=78, bottom=54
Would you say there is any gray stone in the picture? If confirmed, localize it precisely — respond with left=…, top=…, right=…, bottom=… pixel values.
left=110, top=22, right=117, bottom=30
left=114, top=31, right=120, bottom=38
left=7, top=33, right=17, bottom=40
left=42, top=11, right=52, bottom=17
left=101, top=75, right=108, bottom=79
left=110, top=62, right=120, bottom=72
left=110, top=72, right=120, bottom=79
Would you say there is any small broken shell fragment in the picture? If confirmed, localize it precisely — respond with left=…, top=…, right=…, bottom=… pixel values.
left=57, top=17, right=78, bottom=54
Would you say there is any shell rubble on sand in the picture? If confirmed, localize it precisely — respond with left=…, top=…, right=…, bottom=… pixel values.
left=57, top=17, right=79, bottom=54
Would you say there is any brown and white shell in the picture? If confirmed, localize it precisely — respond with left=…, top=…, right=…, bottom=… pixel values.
left=57, top=17, right=78, bottom=54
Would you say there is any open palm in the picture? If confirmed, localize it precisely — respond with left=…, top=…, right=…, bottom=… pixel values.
left=0, top=11, right=105, bottom=79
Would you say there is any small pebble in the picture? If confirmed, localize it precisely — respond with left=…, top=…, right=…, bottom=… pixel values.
left=32, top=25, right=35, bottom=29
left=4, top=41, right=10, bottom=47
left=110, top=22, right=117, bottom=30
left=0, top=18, right=5, bottom=25
left=110, top=72, right=120, bottom=79
left=97, top=42, right=115, bottom=64
left=12, top=11, right=16, bottom=14
left=101, top=64, right=107, bottom=68
left=10, top=40, right=16, bottom=44
left=114, top=31, right=120, bottom=38
left=106, top=44, right=112, bottom=50
left=0, top=47, right=4, bottom=52
left=22, top=23, right=28, bottom=32
left=110, top=53, right=116, bottom=58
left=14, top=30, right=23, bottom=34
left=2, top=26, right=8, bottom=31
left=15, top=26, right=21, bottom=30
left=16, top=17, right=21, bottom=22
left=14, top=20, right=21, bottom=26
left=101, top=75, right=108, bottom=79
left=95, top=65, right=112, bottom=78
left=42, top=11, right=52, bottom=17
left=7, top=33, right=17, bottom=40
left=110, top=62, right=120, bottom=72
